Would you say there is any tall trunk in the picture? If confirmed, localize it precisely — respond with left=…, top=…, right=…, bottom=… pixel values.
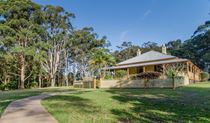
left=50, top=73, right=55, bottom=87
left=65, top=75, right=68, bottom=86
left=19, top=54, right=25, bottom=89
left=38, top=74, right=42, bottom=88
left=172, top=77, right=176, bottom=90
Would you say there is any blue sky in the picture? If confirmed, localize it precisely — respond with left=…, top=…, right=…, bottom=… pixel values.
left=34, top=0, right=210, bottom=50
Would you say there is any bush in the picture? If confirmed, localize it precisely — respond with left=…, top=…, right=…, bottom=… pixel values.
left=0, top=83, right=6, bottom=91
left=104, top=73, right=113, bottom=80
left=31, top=82, right=38, bottom=88
left=7, top=81, right=18, bottom=90
left=200, top=72, right=209, bottom=81
left=115, top=70, right=127, bottom=79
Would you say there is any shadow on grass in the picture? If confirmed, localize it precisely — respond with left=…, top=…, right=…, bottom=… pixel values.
left=42, top=92, right=109, bottom=123
left=42, top=93, right=100, bottom=115
left=106, top=85, right=210, bottom=123
left=0, top=91, right=42, bottom=116
left=0, top=88, right=79, bottom=117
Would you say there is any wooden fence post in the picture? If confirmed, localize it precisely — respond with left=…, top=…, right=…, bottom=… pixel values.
left=93, top=76, right=97, bottom=89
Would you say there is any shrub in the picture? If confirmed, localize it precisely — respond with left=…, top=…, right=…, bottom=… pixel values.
left=115, top=70, right=127, bottom=79
left=104, top=74, right=113, bottom=80
left=104, top=71, right=113, bottom=80
left=0, top=83, right=6, bottom=91
left=7, top=81, right=18, bottom=90
left=200, top=72, right=209, bottom=82
left=31, top=82, right=38, bottom=88
left=137, top=72, right=161, bottom=88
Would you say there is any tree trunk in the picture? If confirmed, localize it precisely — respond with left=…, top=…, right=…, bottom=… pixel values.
left=19, top=54, right=25, bottom=89
left=172, top=77, right=176, bottom=90
left=49, top=73, right=55, bottom=87
left=38, top=74, right=42, bottom=88
left=65, top=75, right=68, bottom=86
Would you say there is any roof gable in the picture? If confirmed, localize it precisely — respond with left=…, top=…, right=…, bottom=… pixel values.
left=118, top=50, right=176, bottom=65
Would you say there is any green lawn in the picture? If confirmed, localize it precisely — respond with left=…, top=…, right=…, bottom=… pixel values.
left=42, top=83, right=210, bottom=123
left=0, top=87, right=76, bottom=117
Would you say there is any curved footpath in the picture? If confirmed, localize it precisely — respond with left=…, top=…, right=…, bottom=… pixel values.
left=0, top=94, right=58, bottom=123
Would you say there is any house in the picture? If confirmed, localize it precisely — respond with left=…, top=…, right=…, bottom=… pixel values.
left=100, top=45, right=203, bottom=88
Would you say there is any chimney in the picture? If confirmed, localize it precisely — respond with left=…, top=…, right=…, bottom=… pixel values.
left=137, top=49, right=141, bottom=56
left=162, top=44, right=167, bottom=54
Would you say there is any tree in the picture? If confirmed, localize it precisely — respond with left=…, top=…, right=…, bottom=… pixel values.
left=141, top=41, right=161, bottom=52
left=0, top=0, right=46, bottom=89
left=40, top=5, right=74, bottom=87
left=114, top=41, right=161, bottom=63
left=69, top=27, right=108, bottom=79
left=114, top=41, right=141, bottom=62
left=165, top=63, right=185, bottom=89
left=167, top=13, right=210, bottom=71
left=193, top=20, right=210, bottom=36
left=89, top=48, right=115, bottom=78
left=137, top=72, right=161, bottom=88
left=200, top=72, right=209, bottom=82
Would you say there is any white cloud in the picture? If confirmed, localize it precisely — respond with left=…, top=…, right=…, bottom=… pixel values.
left=140, top=9, right=152, bottom=20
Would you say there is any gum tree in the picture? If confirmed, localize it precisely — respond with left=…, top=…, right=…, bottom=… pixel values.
left=0, top=0, right=45, bottom=89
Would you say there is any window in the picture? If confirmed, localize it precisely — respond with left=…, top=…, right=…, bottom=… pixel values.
left=155, top=65, right=163, bottom=73
left=137, top=67, right=143, bottom=73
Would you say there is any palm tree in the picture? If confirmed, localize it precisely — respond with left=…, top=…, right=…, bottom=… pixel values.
left=89, top=48, right=115, bottom=78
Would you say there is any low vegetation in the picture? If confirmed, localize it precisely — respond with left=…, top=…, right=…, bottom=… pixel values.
left=200, top=72, right=210, bottom=81
left=42, top=83, right=210, bottom=123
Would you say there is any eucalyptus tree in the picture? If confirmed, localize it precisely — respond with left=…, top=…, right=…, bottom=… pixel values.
left=0, top=0, right=46, bottom=89
left=40, top=5, right=74, bottom=87
left=114, top=41, right=141, bottom=63
left=193, top=20, right=210, bottom=36
left=69, top=27, right=107, bottom=79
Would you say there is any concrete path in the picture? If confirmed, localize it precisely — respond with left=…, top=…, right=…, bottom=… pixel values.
left=0, top=94, right=58, bottom=123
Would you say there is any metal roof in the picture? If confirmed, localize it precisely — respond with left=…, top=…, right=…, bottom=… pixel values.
left=107, top=58, right=188, bottom=70
left=118, top=50, right=176, bottom=65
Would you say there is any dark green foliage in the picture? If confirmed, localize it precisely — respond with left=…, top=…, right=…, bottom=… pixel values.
left=114, top=41, right=161, bottom=63
left=167, top=16, right=210, bottom=70
left=69, top=27, right=112, bottom=79
left=200, top=72, right=209, bottom=81
left=31, top=82, right=38, bottom=88
left=7, top=81, right=18, bottom=90
left=90, top=48, right=116, bottom=77
left=0, top=0, right=46, bottom=89
left=104, top=72, right=113, bottom=80
left=0, top=83, right=6, bottom=91
left=115, top=70, right=127, bottom=79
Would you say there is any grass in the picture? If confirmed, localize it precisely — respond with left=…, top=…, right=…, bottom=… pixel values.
left=0, top=87, right=76, bottom=117
left=42, top=82, right=210, bottom=123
